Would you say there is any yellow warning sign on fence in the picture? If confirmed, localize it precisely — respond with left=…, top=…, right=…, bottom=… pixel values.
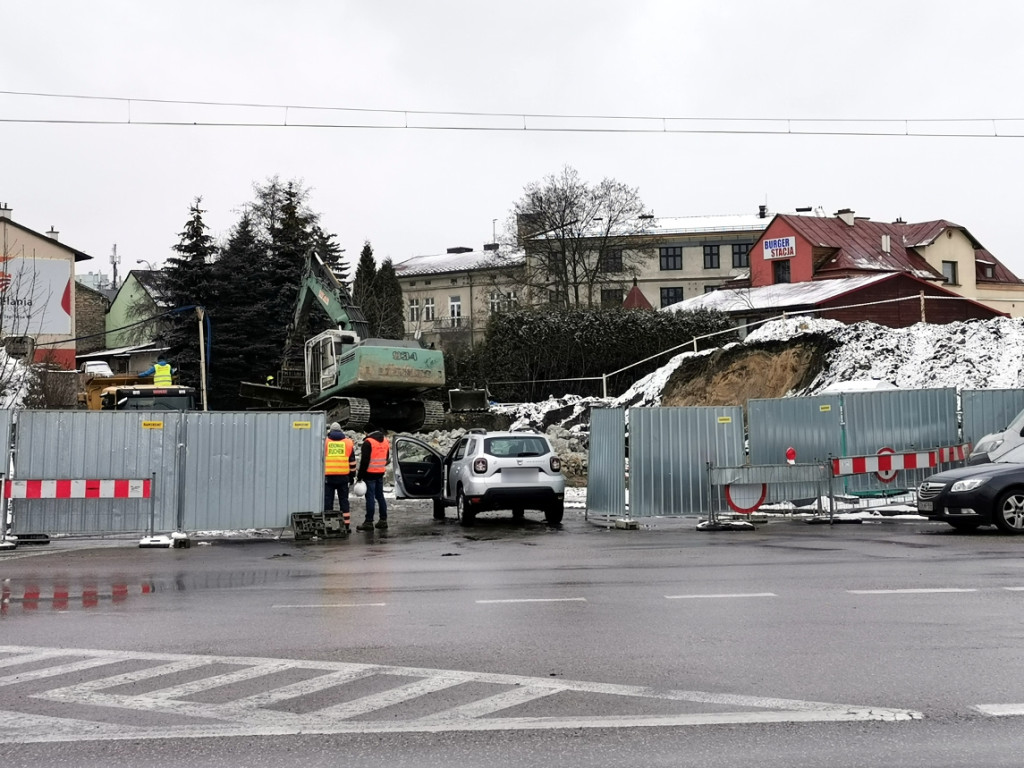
left=142, top=421, right=163, bottom=430
left=292, top=421, right=312, bottom=430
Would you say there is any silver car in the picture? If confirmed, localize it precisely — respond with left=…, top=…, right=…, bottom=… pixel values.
left=392, top=429, right=566, bottom=526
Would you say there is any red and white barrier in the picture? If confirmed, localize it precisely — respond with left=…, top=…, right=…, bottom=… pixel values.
left=4, top=479, right=151, bottom=499
left=831, top=443, right=971, bottom=477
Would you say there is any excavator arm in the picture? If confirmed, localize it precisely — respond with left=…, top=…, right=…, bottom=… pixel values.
left=279, top=250, right=369, bottom=390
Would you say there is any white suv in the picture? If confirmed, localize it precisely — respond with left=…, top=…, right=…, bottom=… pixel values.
left=392, top=429, right=566, bottom=526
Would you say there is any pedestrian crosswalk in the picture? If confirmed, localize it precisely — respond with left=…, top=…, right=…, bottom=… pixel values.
left=0, top=644, right=921, bottom=743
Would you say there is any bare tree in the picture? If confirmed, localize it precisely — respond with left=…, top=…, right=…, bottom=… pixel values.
left=503, top=166, right=656, bottom=309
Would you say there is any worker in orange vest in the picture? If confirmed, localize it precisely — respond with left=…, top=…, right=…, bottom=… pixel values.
left=324, top=421, right=354, bottom=533
left=355, top=425, right=390, bottom=531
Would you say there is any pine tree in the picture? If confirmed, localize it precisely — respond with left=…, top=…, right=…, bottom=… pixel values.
left=375, top=259, right=406, bottom=340
left=206, top=212, right=271, bottom=409
left=162, top=198, right=216, bottom=391
left=352, top=241, right=379, bottom=337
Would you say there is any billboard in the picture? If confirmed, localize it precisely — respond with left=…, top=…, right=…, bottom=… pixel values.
left=0, top=257, right=72, bottom=335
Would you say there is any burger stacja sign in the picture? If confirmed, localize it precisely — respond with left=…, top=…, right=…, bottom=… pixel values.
left=762, top=236, right=796, bottom=260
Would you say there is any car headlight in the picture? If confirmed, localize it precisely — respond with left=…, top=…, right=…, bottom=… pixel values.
left=950, top=477, right=989, bottom=492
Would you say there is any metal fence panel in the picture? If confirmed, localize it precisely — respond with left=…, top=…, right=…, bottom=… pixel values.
left=843, top=388, right=959, bottom=493
left=11, top=410, right=180, bottom=535
left=630, top=406, right=744, bottom=517
left=961, top=389, right=1024, bottom=446
left=586, top=407, right=626, bottom=518
left=748, top=395, right=843, bottom=502
left=182, top=411, right=325, bottom=531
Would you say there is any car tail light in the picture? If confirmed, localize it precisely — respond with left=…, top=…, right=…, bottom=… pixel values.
left=473, top=458, right=488, bottom=474
left=550, top=456, right=561, bottom=472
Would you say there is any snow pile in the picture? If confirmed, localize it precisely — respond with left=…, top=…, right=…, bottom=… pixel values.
left=800, top=317, right=1024, bottom=393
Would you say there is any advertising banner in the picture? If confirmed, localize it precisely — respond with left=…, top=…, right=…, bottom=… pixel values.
left=0, top=257, right=72, bottom=335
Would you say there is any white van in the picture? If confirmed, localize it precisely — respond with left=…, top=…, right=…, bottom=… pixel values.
left=968, top=408, right=1024, bottom=465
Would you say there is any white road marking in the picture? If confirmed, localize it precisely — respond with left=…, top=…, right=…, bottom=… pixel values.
left=475, top=598, right=587, bottom=604
left=271, top=603, right=387, bottom=609
left=1003, top=587, right=1024, bottom=591
left=975, top=703, right=1024, bottom=716
left=665, top=593, right=777, bottom=600
left=0, top=644, right=922, bottom=743
left=843, top=593, right=978, bottom=598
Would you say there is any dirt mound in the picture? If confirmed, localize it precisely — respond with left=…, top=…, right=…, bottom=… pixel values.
left=659, top=335, right=838, bottom=407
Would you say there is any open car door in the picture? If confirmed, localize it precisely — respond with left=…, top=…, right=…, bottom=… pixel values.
left=392, top=436, right=445, bottom=499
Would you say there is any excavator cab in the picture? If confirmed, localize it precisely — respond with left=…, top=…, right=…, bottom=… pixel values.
left=305, top=329, right=360, bottom=398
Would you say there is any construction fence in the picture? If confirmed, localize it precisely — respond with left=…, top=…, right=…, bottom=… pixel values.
left=587, top=388, right=1024, bottom=520
left=4, top=411, right=324, bottom=537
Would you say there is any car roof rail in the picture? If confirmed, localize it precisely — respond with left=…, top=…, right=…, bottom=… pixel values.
left=467, top=428, right=487, bottom=434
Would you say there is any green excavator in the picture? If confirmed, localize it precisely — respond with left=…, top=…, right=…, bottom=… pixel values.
left=239, top=250, right=446, bottom=432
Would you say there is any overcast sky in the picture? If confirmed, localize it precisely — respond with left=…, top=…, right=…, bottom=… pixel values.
left=4, top=1, right=1024, bottom=282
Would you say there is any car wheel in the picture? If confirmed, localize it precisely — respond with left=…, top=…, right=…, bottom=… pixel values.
left=458, top=489, right=476, bottom=526
left=945, top=519, right=981, bottom=531
left=512, top=507, right=525, bottom=521
left=545, top=500, right=564, bottom=526
left=432, top=498, right=446, bottom=520
left=994, top=490, right=1024, bottom=534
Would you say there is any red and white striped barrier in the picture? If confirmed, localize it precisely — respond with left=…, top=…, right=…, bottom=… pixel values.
left=831, top=443, right=971, bottom=478
left=4, top=479, right=151, bottom=499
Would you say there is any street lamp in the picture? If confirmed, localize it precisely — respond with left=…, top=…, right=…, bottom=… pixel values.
left=136, top=259, right=157, bottom=270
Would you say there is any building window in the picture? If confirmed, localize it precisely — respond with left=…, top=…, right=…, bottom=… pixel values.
left=424, top=280, right=432, bottom=286
left=773, top=259, right=791, bottom=284
left=489, top=292, right=502, bottom=314
left=732, top=243, right=751, bottom=268
left=659, top=246, right=683, bottom=271
left=506, top=291, right=518, bottom=307
left=660, top=286, right=684, bottom=307
left=408, top=298, right=420, bottom=322
left=599, top=249, right=623, bottom=273
left=703, top=245, right=720, bottom=270
left=704, top=285, right=718, bottom=293
left=449, top=295, right=462, bottom=327
left=451, top=278, right=458, bottom=285
left=409, top=281, right=416, bottom=287
left=423, top=297, right=435, bottom=321
left=600, top=288, right=623, bottom=307
left=983, top=264, right=995, bottom=279
left=942, top=261, right=959, bottom=284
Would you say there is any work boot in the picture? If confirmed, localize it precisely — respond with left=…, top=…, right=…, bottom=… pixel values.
left=374, top=520, right=388, bottom=530
left=356, top=522, right=374, bottom=532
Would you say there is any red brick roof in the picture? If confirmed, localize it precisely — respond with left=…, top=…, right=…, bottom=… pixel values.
left=774, top=215, right=1022, bottom=285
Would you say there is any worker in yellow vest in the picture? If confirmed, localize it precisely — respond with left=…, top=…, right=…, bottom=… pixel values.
left=324, top=421, right=354, bottom=533
left=140, top=355, right=174, bottom=386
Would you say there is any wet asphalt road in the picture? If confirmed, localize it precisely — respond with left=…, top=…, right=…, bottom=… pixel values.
left=2, top=504, right=1024, bottom=767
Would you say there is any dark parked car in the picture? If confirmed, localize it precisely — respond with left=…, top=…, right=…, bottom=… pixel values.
left=917, top=444, right=1024, bottom=533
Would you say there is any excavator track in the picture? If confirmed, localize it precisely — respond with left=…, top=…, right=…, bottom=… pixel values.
left=419, top=399, right=445, bottom=431
left=326, top=397, right=371, bottom=432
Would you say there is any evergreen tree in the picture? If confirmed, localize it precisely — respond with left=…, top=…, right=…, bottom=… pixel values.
left=313, top=225, right=347, bottom=280
left=206, top=213, right=270, bottom=409
left=162, top=198, right=216, bottom=392
left=351, top=241, right=380, bottom=337
left=375, top=258, right=406, bottom=340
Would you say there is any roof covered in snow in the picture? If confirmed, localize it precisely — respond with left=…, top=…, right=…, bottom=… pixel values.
left=395, top=249, right=524, bottom=278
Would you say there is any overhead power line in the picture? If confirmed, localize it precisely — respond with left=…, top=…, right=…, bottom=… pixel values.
left=1, top=89, right=1022, bottom=138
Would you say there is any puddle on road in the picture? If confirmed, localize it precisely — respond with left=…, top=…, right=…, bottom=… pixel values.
left=0, top=569, right=316, bottom=619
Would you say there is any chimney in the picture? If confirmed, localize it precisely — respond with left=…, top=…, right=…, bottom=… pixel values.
left=446, top=246, right=473, bottom=254
left=835, top=208, right=856, bottom=226
left=758, top=204, right=768, bottom=219
left=0, top=203, right=11, bottom=220
left=46, top=226, right=60, bottom=241
left=881, top=234, right=891, bottom=254
left=483, top=243, right=499, bottom=251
